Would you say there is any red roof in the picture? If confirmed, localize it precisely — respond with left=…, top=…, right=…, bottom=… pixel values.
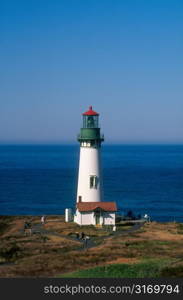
left=82, top=106, right=99, bottom=116
left=77, top=202, right=117, bottom=212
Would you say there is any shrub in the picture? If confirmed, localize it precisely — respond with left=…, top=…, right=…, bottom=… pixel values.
left=0, top=222, right=9, bottom=235
left=0, top=243, right=21, bottom=261
left=161, top=266, right=183, bottom=277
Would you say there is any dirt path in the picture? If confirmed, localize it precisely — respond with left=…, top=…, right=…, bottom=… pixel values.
left=29, top=221, right=146, bottom=251
left=31, top=223, right=96, bottom=250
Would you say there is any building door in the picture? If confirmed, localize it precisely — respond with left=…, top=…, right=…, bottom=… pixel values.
left=95, top=212, right=100, bottom=225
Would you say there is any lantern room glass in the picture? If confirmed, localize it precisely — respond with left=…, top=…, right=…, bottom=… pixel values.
left=83, top=115, right=99, bottom=128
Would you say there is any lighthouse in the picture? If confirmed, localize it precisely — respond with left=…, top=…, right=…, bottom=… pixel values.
left=74, top=106, right=117, bottom=226
left=76, top=106, right=104, bottom=203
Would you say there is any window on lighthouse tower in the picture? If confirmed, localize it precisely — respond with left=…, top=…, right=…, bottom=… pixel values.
left=83, top=115, right=99, bottom=128
left=87, top=116, right=94, bottom=128
left=90, top=175, right=98, bottom=189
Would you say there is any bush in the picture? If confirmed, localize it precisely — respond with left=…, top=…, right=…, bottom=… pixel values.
left=0, top=243, right=21, bottom=261
left=177, top=223, right=183, bottom=234
left=125, top=210, right=136, bottom=220
left=0, top=222, right=9, bottom=235
left=161, top=266, right=183, bottom=277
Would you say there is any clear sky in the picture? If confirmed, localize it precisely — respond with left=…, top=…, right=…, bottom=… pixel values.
left=0, top=0, right=183, bottom=144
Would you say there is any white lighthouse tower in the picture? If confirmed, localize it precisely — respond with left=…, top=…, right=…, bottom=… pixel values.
left=76, top=106, right=103, bottom=203
left=74, top=106, right=117, bottom=226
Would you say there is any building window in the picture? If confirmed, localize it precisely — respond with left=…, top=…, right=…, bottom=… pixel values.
left=78, top=196, right=82, bottom=202
left=90, top=176, right=98, bottom=189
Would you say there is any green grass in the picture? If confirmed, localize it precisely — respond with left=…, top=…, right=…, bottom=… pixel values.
left=58, top=259, right=171, bottom=278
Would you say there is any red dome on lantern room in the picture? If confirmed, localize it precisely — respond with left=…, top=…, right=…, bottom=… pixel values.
left=82, top=106, right=99, bottom=116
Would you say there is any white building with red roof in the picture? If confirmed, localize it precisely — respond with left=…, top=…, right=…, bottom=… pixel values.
left=74, top=106, right=117, bottom=226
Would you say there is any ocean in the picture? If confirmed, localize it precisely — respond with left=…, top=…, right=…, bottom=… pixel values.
left=0, top=144, right=183, bottom=222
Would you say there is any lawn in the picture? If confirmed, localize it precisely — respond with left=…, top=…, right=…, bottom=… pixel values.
left=58, top=259, right=173, bottom=278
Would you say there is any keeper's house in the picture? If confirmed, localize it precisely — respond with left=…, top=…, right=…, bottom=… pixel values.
left=74, top=202, right=117, bottom=226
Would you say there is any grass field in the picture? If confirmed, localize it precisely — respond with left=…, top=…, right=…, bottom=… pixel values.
left=58, top=259, right=173, bottom=278
left=0, top=216, right=183, bottom=277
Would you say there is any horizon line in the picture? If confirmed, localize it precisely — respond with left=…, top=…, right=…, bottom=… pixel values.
left=0, top=142, right=183, bottom=146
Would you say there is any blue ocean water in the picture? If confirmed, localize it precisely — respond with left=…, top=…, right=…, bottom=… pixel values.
left=0, top=145, right=183, bottom=222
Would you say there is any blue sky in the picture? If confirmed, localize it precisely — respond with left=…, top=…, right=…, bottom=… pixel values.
left=0, top=0, right=183, bottom=143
